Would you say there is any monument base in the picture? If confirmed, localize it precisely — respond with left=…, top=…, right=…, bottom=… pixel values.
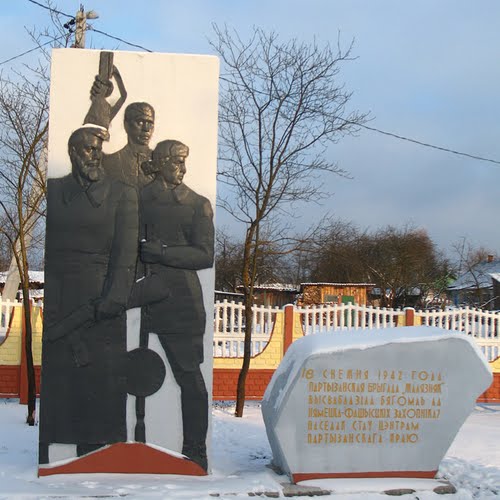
left=292, top=469, right=437, bottom=483
left=38, top=442, right=207, bottom=477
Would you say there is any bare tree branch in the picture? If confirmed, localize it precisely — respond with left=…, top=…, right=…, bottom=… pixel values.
left=210, top=25, right=367, bottom=416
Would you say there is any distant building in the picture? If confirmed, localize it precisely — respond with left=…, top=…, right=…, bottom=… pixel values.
left=214, top=290, right=244, bottom=303
left=298, top=283, right=375, bottom=306
left=0, top=270, right=44, bottom=300
left=448, top=256, right=500, bottom=309
left=236, top=284, right=299, bottom=307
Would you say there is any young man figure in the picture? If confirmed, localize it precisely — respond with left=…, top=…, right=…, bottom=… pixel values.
left=137, top=139, right=214, bottom=471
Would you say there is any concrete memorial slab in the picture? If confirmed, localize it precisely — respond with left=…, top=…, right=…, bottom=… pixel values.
left=262, top=326, right=492, bottom=483
left=39, top=49, right=218, bottom=476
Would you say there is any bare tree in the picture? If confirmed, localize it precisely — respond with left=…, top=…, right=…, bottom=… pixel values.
left=0, top=7, right=70, bottom=424
left=358, top=226, right=444, bottom=308
left=309, top=222, right=449, bottom=309
left=215, top=224, right=307, bottom=293
left=215, top=229, right=244, bottom=293
left=210, top=25, right=367, bottom=416
left=0, top=71, right=48, bottom=425
left=308, top=218, right=364, bottom=283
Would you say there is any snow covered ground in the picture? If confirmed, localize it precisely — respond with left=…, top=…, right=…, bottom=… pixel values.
left=0, top=399, right=498, bottom=499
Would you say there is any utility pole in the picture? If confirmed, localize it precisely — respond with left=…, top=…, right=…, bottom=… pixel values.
left=72, top=5, right=99, bottom=49
left=74, top=5, right=86, bottom=49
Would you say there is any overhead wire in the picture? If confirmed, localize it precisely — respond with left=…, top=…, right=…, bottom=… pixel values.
left=0, top=35, right=67, bottom=66
left=17, top=0, right=500, bottom=167
left=26, top=0, right=73, bottom=18
left=89, top=27, right=153, bottom=53
left=355, top=122, right=500, bottom=166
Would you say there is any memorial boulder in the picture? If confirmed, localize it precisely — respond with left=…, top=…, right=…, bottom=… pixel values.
left=262, top=327, right=492, bottom=483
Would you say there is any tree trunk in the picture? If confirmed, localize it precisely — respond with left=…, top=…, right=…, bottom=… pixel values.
left=17, top=231, right=36, bottom=426
left=235, top=227, right=256, bottom=417
left=235, top=291, right=254, bottom=417
left=21, top=287, right=36, bottom=426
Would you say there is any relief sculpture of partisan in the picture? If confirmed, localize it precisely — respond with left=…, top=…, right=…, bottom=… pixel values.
left=39, top=51, right=214, bottom=474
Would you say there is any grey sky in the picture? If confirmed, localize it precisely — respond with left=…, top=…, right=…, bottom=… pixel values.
left=3, top=0, right=500, bottom=256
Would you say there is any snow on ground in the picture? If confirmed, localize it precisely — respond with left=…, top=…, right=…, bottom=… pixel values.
left=0, top=399, right=498, bottom=499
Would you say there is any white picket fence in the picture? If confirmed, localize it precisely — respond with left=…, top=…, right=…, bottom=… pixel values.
left=418, top=307, right=500, bottom=362
left=0, top=299, right=23, bottom=341
left=297, top=303, right=401, bottom=334
left=0, top=298, right=45, bottom=342
left=212, top=301, right=500, bottom=361
left=213, top=300, right=277, bottom=357
left=2, top=297, right=498, bottom=362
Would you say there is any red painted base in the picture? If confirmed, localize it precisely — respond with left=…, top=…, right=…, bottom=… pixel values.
left=293, top=470, right=437, bottom=483
left=38, top=442, right=207, bottom=477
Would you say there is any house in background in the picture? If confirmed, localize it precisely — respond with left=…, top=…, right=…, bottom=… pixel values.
left=235, top=284, right=299, bottom=307
left=298, top=282, right=375, bottom=306
left=448, top=256, right=500, bottom=310
left=490, top=274, right=500, bottom=311
left=0, top=270, right=44, bottom=300
left=229, top=282, right=378, bottom=307
left=214, top=290, right=244, bottom=303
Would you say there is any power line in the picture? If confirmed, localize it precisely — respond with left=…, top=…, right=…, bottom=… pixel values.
left=19, top=0, right=500, bottom=167
left=26, top=0, right=153, bottom=53
left=0, top=35, right=67, bottom=67
left=26, top=0, right=73, bottom=18
left=89, top=27, right=153, bottom=52
left=358, top=123, right=500, bottom=166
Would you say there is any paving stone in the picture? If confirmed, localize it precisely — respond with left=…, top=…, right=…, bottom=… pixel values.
left=282, top=483, right=331, bottom=497
left=384, top=488, right=416, bottom=496
left=434, top=483, right=458, bottom=495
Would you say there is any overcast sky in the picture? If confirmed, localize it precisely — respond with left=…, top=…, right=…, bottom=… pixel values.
left=3, top=1, right=500, bottom=257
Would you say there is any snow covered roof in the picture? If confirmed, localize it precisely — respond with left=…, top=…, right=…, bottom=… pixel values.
left=448, top=260, right=500, bottom=291
left=18, top=289, right=44, bottom=299
left=0, top=270, right=44, bottom=284
left=490, top=273, right=500, bottom=283
left=254, top=284, right=299, bottom=292
left=236, top=283, right=299, bottom=292
left=300, top=282, right=375, bottom=287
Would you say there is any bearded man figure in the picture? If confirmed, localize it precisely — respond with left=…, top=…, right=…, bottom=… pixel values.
left=39, top=127, right=138, bottom=464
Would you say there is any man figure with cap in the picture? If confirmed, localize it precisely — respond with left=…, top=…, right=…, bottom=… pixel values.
left=102, top=102, right=156, bottom=188
left=137, top=139, right=214, bottom=471
left=39, top=126, right=138, bottom=463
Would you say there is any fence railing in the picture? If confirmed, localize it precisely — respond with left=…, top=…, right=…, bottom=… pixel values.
left=417, top=307, right=500, bottom=361
left=296, top=303, right=401, bottom=334
left=213, top=301, right=500, bottom=361
left=0, top=298, right=44, bottom=340
left=213, top=300, right=277, bottom=357
left=0, top=299, right=23, bottom=341
left=2, top=297, right=498, bottom=362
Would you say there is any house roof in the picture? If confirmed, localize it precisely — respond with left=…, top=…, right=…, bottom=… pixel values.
left=300, top=282, right=375, bottom=287
left=448, top=260, right=500, bottom=291
left=237, top=283, right=299, bottom=292
left=215, top=290, right=244, bottom=297
left=254, top=284, right=299, bottom=292
left=0, top=270, right=44, bottom=284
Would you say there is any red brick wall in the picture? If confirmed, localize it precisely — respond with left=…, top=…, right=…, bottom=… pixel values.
left=477, top=372, right=500, bottom=402
left=2, top=365, right=499, bottom=403
left=0, top=365, right=41, bottom=398
left=0, top=366, right=21, bottom=397
left=213, top=368, right=275, bottom=400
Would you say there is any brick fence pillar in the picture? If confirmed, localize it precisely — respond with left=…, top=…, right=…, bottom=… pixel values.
left=404, top=307, right=415, bottom=327
left=19, top=304, right=28, bottom=404
left=283, top=304, right=295, bottom=354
